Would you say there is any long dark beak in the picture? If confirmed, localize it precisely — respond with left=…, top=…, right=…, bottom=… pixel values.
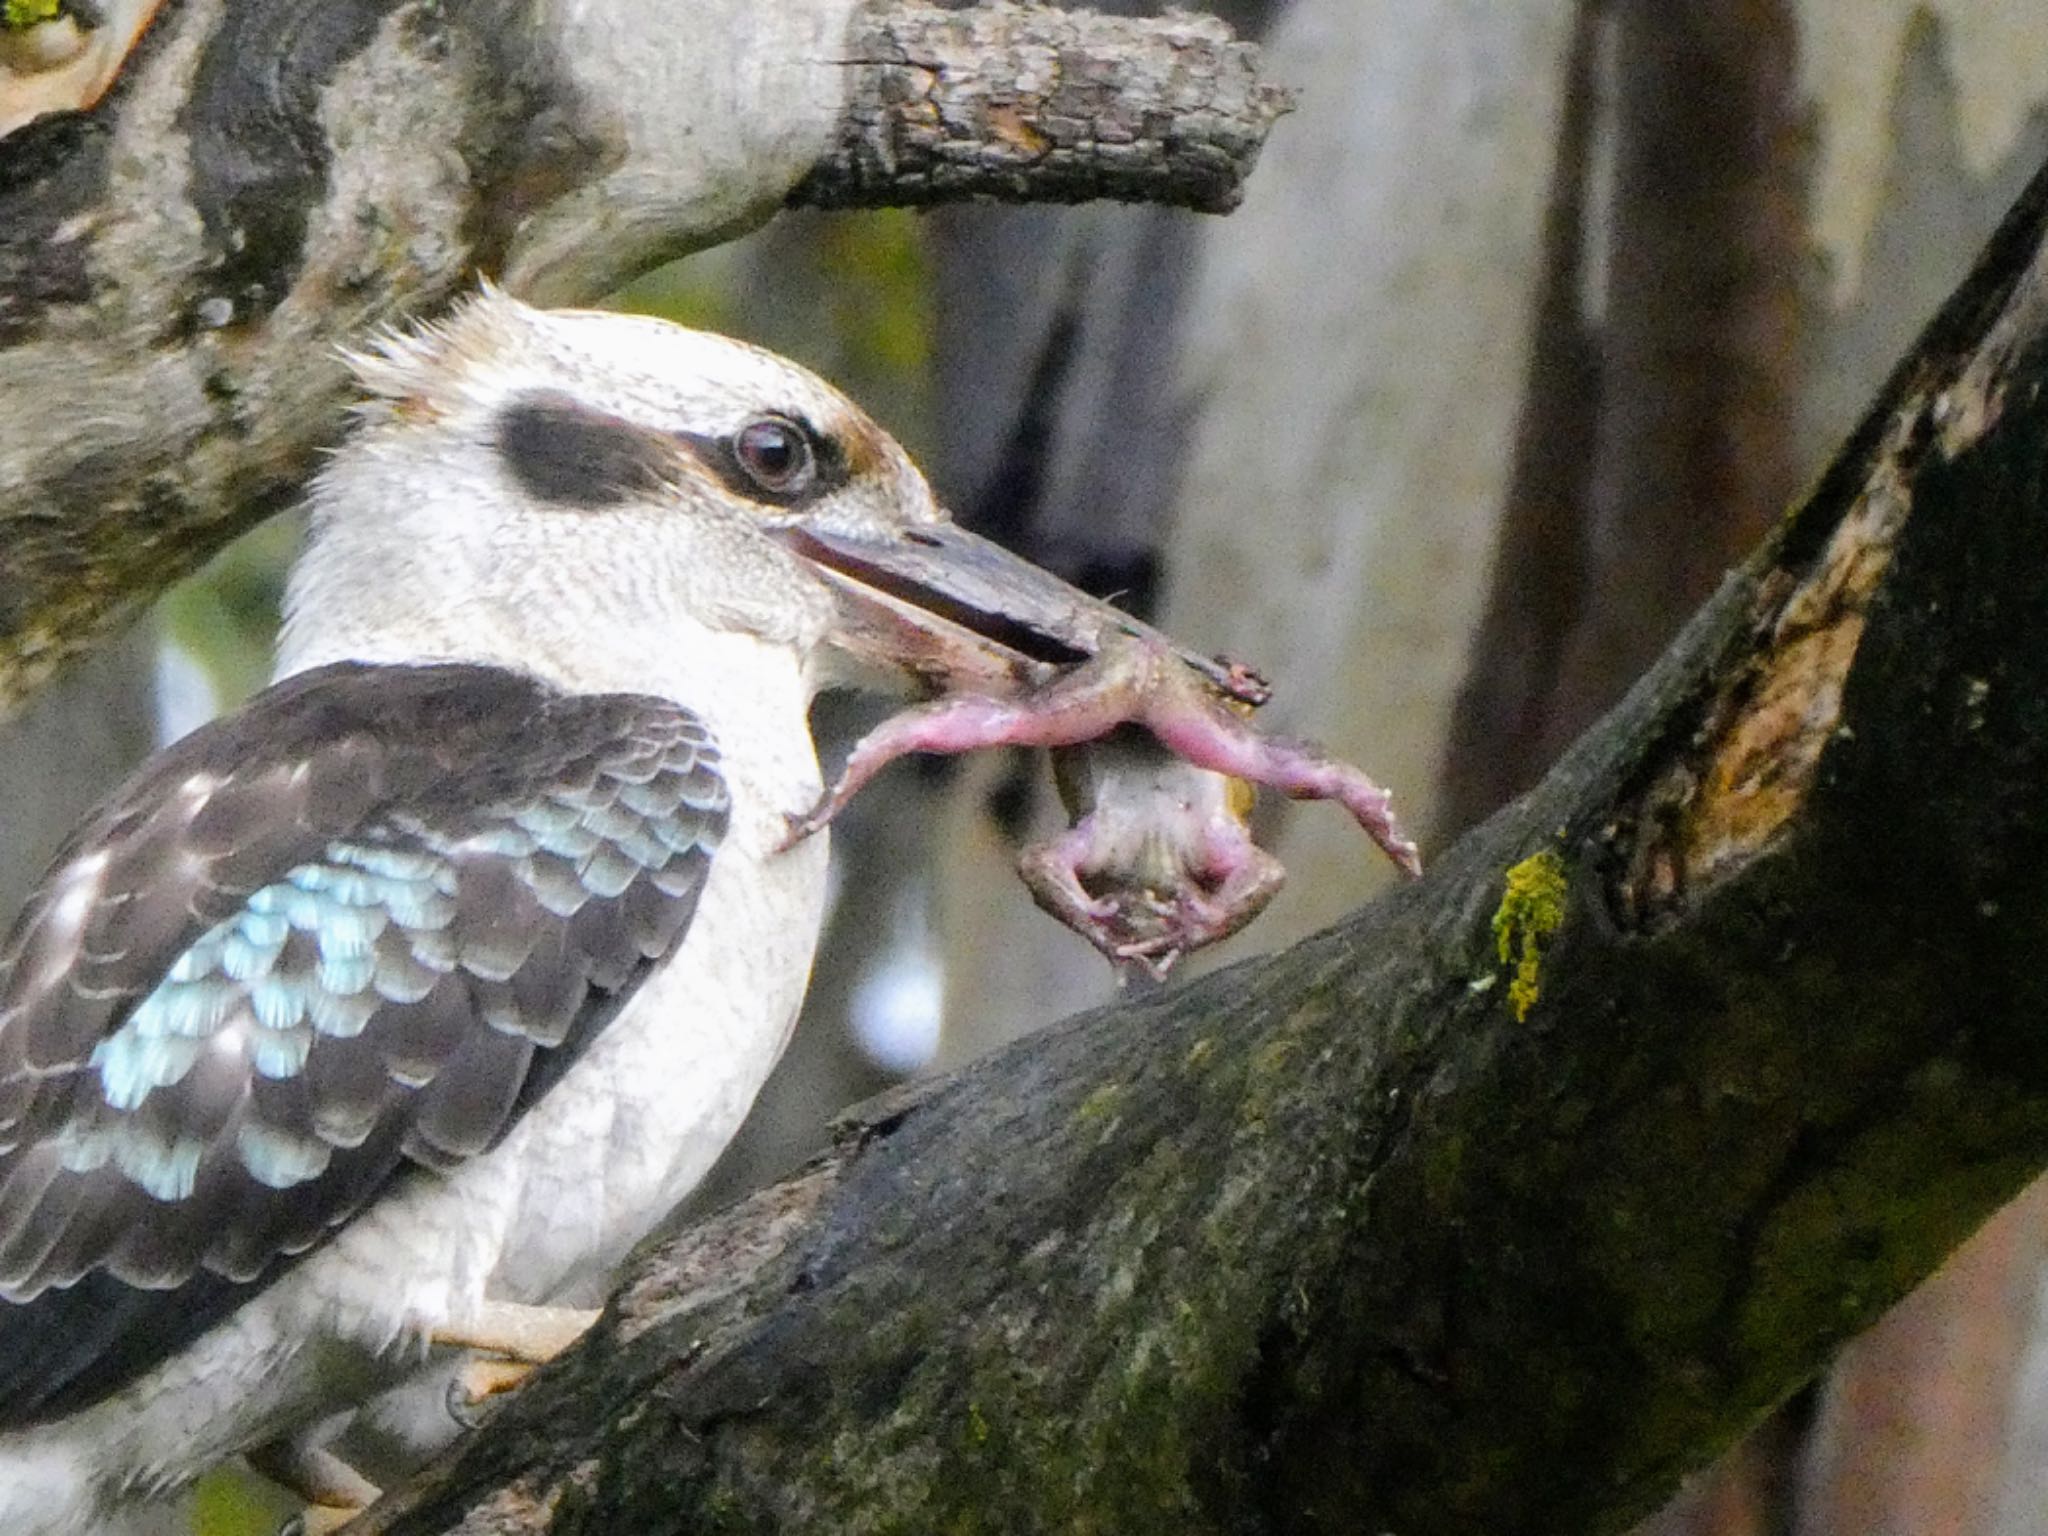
left=778, top=520, right=1269, bottom=706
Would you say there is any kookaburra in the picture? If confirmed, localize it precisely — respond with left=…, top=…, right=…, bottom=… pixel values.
left=0, top=290, right=1414, bottom=1534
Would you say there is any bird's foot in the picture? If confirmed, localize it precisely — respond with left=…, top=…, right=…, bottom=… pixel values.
left=783, top=629, right=1421, bottom=877
left=429, top=1298, right=601, bottom=1363
left=431, top=1300, right=599, bottom=1426
left=250, top=1440, right=380, bottom=1536
left=462, top=1355, right=542, bottom=1397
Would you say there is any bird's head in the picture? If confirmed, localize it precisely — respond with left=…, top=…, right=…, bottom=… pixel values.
left=283, top=288, right=1252, bottom=706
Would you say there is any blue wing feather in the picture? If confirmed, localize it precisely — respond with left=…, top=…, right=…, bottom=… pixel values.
left=0, top=661, right=727, bottom=1426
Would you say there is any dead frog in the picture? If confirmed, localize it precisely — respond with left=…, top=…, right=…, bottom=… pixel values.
left=786, top=630, right=1420, bottom=978
left=1026, top=727, right=1285, bottom=979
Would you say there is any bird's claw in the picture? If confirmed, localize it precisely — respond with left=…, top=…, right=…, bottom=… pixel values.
left=427, top=1299, right=596, bottom=1424
left=444, top=1357, right=536, bottom=1429
left=249, top=1439, right=378, bottom=1536
left=277, top=1506, right=363, bottom=1536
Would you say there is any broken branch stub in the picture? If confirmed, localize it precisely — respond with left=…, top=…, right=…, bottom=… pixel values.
left=791, top=4, right=1294, bottom=215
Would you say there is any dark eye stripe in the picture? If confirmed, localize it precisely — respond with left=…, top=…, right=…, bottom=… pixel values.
left=492, top=392, right=854, bottom=512
left=495, top=393, right=681, bottom=508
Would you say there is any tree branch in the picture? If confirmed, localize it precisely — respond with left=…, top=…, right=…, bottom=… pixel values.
left=346, top=151, right=2048, bottom=1534
left=792, top=6, right=1289, bottom=215
left=0, top=0, right=1285, bottom=714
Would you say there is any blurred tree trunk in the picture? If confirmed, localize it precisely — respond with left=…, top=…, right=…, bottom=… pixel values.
left=917, top=3, right=2048, bottom=1533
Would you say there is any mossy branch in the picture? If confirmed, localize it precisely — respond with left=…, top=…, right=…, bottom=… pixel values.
left=346, top=152, right=2048, bottom=1536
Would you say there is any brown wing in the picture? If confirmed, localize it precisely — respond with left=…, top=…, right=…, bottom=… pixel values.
left=0, top=661, right=727, bottom=1424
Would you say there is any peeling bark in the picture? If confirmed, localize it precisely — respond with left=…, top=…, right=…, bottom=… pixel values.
left=0, top=0, right=1285, bottom=715
left=343, top=151, right=2048, bottom=1536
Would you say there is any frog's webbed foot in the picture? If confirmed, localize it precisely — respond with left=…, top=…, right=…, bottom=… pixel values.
left=1138, top=829, right=1288, bottom=961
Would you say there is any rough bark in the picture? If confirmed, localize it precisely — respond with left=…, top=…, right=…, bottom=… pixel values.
left=342, top=150, right=2048, bottom=1536
left=794, top=5, right=1287, bottom=215
left=0, top=0, right=1285, bottom=716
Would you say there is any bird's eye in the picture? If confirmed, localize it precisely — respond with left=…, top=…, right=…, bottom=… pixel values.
left=733, top=416, right=818, bottom=497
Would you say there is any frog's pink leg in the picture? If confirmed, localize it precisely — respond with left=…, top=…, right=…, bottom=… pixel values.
left=781, top=634, right=1421, bottom=878
left=780, top=640, right=1163, bottom=847
left=1138, top=702, right=1421, bottom=877
left=1017, top=827, right=1125, bottom=946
